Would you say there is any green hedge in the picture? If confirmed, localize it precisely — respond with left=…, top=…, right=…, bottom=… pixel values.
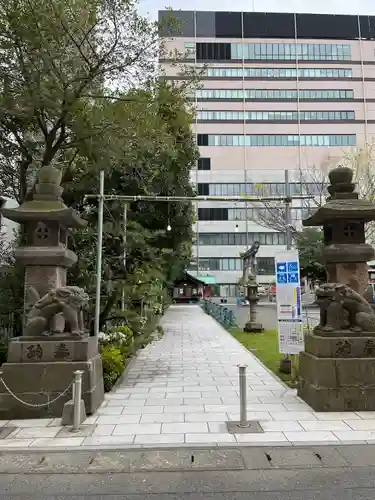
left=100, top=345, right=126, bottom=392
left=99, top=313, right=162, bottom=392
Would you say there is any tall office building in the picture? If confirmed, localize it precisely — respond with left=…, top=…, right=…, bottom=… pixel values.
left=159, top=10, right=375, bottom=297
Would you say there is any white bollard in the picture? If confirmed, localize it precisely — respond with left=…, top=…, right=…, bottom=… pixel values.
left=72, top=370, right=84, bottom=432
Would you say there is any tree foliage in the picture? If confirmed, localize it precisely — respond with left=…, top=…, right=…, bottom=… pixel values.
left=295, top=228, right=326, bottom=282
left=0, top=0, right=198, bottom=334
left=246, top=142, right=375, bottom=243
left=0, top=0, right=163, bottom=202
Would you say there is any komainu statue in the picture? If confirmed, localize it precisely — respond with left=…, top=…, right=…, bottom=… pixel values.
left=25, top=286, right=89, bottom=337
left=315, top=283, right=375, bottom=333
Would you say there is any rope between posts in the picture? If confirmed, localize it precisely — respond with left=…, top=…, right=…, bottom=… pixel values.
left=0, top=377, right=74, bottom=408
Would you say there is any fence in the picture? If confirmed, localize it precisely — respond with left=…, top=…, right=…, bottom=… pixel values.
left=201, top=300, right=237, bottom=328
left=0, top=313, right=17, bottom=341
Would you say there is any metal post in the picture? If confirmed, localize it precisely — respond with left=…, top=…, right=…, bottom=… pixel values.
left=72, top=370, right=84, bottom=432
left=94, top=170, right=104, bottom=337
left=238, top=364, right=248, bottom=427
left=285, top=169, right=292, bottom=251
left=121, top=203, right=127, bottom=311
left=285, top=170, right=298, bottom=381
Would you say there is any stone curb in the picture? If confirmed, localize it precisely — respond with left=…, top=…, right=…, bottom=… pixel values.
left=0, top=444, right=373, bottom=473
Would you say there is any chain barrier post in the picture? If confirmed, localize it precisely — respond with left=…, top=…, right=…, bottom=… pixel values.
left=72, top=370, right=84, bottom=432
left=0, top=371, right=74, bottom=409
left=238, top=364, right=248, bottom=427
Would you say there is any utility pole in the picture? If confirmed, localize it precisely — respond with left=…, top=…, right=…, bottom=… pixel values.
left=94, top=170, right=104, bottom=337
left=285, top=169, right=293, bottom=251
left=121, top=203, right=127, bottom=311
left=284, top=169, right=298, bottom=382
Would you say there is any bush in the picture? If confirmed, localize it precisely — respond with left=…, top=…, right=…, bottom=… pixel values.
left=100, top=345, right=126, bottom=392
left=99, top=313, right=163, bottom=391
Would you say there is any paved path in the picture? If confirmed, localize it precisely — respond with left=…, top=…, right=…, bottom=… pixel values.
left=2, top=305, right=375, bottom=449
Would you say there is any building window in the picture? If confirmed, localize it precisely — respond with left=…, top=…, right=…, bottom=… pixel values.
left=197, top=110, right=355, bottom=121
left=198, top=232, right=286, bottom=245
left=197, top=183, right=209, bottom=195
left=197, top=134, right=209, bottom=146
left=196, top=42, right=231, bottom=60
left=197, top=257, right=275, bottom=274
left=202, top=135, right=356, bottom=147
left=257, top=257, right=276, bottom=275
left=231, top=43, right=351, bottom=61
left=203, top=182, right=324, bottom=196
left=184, top=42, right=195, bottom=60
left=195, top=89, right=354, bottom=100
left=204, top=67, right=353, bottom=78
left=197, top=157, right=211, bottom=170
left=203, top=182, right=325, bottom=196
left=197, top=205, right=315, bottom=222
left=197, top=208, right=228, bottom=221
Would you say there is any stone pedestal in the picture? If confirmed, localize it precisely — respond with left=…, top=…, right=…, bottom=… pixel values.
left=298, top=331, right=375, bottom=411
left=0, top=336, right=104, bottom=419
left=244, top=321, right=264, bottom=333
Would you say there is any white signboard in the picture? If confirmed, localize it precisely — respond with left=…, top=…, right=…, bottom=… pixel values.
left=275, top=250, right=305, bottom=354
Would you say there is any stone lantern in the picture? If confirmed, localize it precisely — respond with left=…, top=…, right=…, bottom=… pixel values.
left=242, top=242, right=264, bottom=333
left=302, top=166, right=375, bottom=296
left=298, top=166, right=375, bottom=411
left=0, top=166, right=104, bottom=419
left=2, top=166, right=86, bottom=333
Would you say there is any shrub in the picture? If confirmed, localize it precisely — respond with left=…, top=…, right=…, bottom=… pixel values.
left=100, top=345, right=126, bottom=392
left=99, top=325, right=134, bottom=359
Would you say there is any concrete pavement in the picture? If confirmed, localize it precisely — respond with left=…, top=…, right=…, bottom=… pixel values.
left=1, top=305, right=375, bottom=449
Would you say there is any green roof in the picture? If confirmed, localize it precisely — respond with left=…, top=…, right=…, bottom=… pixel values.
left=197, top=275, right=216, bottom=285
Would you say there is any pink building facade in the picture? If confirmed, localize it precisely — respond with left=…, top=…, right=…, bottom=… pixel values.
left=159, top=10, right=375, bottom=297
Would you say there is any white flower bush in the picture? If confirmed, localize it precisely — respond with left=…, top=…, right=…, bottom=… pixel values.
left=98, top=326, right=133, bottom=346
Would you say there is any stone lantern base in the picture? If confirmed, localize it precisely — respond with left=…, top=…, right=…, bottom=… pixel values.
left=243, top=321, right=264, bottom=333
left=298, top=330, right=375, bottom=411
left=0, top=336, right=104, bottom=419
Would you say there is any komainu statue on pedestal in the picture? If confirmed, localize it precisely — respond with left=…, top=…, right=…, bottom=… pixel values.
left=25, top=286, right=89, bottom=337
left=315, top=283, right=375, bottom=333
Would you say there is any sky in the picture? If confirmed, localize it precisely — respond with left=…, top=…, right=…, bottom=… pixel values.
left=138, top=0, right=375, bottom=20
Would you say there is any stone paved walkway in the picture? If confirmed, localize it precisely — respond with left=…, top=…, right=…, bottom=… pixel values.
left=2, top=305, right=375, bottom=449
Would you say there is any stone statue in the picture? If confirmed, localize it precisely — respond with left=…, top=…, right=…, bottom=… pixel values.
left=25, top=286, right=89, bottom=337
left=315, top=283, right=375, bottom=333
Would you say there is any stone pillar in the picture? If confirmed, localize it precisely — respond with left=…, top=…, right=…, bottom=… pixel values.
left=325, top=262, right=369, bottom=297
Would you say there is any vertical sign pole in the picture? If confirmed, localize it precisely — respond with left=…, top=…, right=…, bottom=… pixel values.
left=285, top=170, right=298, bottom=382
left=121, top=203, right=127, bottom=311
left=94, top=170, right=105, bottom=337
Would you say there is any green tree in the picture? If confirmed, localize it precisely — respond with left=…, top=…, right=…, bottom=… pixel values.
left=295, top=228, right=326, bottom=282
left=0, top=0, right=199, bottom=334
left=0, top=0, right=163, bottom=203
left=69, top=83, right=198, bottom=330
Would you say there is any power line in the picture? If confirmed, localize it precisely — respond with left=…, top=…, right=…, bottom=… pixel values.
left=85, top=194, right=314, bottom=203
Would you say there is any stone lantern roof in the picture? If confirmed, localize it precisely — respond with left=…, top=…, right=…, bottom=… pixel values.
left=303, top=165, right=375, bottom=226
left=1, top=165, right=87, bottom=229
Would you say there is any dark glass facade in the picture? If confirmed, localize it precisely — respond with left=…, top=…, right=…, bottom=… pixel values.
left=159, top=10, right=375, bottom=41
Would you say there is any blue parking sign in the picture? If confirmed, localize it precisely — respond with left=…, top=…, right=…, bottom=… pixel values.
left=277, top=273, right=287, bottom=284
left=287, top=261, right=298, bottom=273
left=276, top=262, right=287, bottom=273
left=287, top=272, right=299, bottom=284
